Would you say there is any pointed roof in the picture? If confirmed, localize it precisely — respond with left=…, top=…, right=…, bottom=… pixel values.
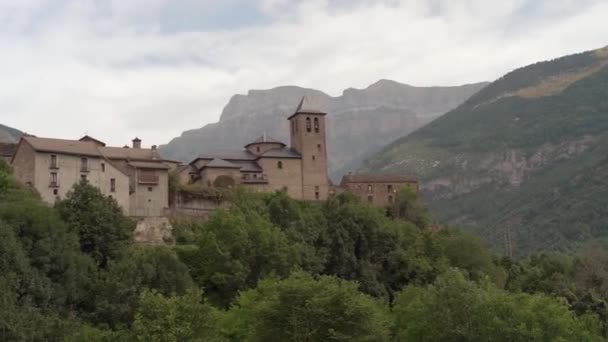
left=287, top=96, right=327, bottom=120
left=79, top=135, right=106, bottom=146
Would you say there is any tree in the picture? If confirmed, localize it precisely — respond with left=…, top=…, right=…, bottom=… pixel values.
left=223, top=271, right=392, bottom=342
left=93, top=246, right=194, bottom=328
left=179, top=205, right=296, bottom=307
left=390, top=187, right=429, bottom=228
left=132, top=289, right=217, bottom=342
left=56, top=180, right=134, bottom=268
left=393, top=269, right=603, bottom=341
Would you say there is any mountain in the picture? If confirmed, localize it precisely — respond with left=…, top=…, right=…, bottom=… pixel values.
left=361, top=46, right=608, bottom=256
left=0, top=124, right=22, bottom=143
left=159, top=80, right=488, bottom=179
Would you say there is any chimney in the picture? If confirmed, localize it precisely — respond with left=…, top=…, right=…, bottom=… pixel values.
left=132, top=137, right=141, bottom=149
left=151, top=145, right=159, bottom=159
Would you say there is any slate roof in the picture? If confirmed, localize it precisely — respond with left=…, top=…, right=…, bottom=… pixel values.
left=287, top=96, right=327, bottom=120
left=197, top=149, right=258, bottom=161
left=259, top=147, right=301, bottom=159
left=229, top=160, right=263, bottom=172
left=129, top=161, right=171, bottom=170
left=245, top=134, right=286, bottom=147
left=204, top=158, right=241, bottom=169
left=340, top=174, right=417, bottom=184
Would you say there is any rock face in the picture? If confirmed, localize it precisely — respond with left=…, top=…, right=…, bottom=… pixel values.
left=0, top=124, right=22, bottom=143
left=159, top=80, right=488, bottom=179
left=361, top=46, right=608, bottom=256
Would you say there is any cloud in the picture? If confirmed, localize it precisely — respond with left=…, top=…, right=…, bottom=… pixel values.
left=0, top=0, right=607, bottom=147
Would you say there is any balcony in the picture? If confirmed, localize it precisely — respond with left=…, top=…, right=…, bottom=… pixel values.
left=49, top=181, right=59, bottom=188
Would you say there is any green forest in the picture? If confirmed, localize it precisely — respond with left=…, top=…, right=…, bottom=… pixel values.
left=2, top=159, right=608, bottom=341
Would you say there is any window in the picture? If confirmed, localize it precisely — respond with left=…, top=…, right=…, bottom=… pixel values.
left=256, top=146, right=260, bottom=153
left=50, top=172, right=58, bottom=187
left=50, top=155, right=58, bottom=169
left=80, top=174, right=87, bottom=182
left=148, top=187, right=153, bottom=192
left=387, top=184, right=393, bottom=193
left=277, top=161, right=283, bottom=169
left=306, top=117, right=311, bottom=132
left=367, top=195, right=373, bottom=203
left=53, top=189, right=58, bottom=195
left=312, top=155, right=316, bottom=161
left=367, top=184, right=373, bottom=193
left=317, top=144, right=322, bottom=151
left=101, top=163, right=105, bottom=172
left=314, top=117, right=320, bottom=133
left=110, top=178, right=116, bottom=192
left=80, top=157, right=88, bottom=172
left=388, top=195, right=394, bottom=204
left=315, top=192, right=320, bottom=200
left=253, top=174, right=258, bottom=179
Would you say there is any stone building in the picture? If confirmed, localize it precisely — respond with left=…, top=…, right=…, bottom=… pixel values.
left=339, top=174, right=419, bottom=207
left=179, top=96, right=330, bottom=201
left=10, top=135, right=177, bottom=218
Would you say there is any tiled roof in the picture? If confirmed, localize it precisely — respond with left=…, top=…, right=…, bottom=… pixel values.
left=129, top=161, right=171, bottom=170
left=204, top=158, right=241, bottom=169
left=22, top=136, right=173, bottom=166
left=259, top=147, right=301, bottom=159
left=24, top=136, right=101, bottom=157
left=100, top=146, right=159, bottom=161
left=0, top=143, right=17, bottom=157
left=340, top=174, right=417, bottom=184
left=79, top=135, right=106, bottom=146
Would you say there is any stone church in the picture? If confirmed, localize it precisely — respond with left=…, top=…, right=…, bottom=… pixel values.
left=179, top=96, right=330, bottom=200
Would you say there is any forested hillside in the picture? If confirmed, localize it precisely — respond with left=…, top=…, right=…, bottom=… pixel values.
left=2, top=160, right=608, bottom=340
left=361, top=46, right=608, bottom=257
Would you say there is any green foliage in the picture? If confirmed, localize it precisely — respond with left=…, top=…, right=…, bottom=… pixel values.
left=389, top=187, right=430, bottom=228
left=393, top=269, right=604, bottom=341
left=179, top=205, right=296, bottom=307
left=93, top=246, right=194, bottom=328
left=362, top=47, right=608, bottom=256
left=132, top=289, right=218, bottom=342
left=56, top=180, right=134, bottom=268
left=223, top=271, right=392, bottom=342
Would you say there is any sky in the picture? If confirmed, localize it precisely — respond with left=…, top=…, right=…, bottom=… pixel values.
left=0, top=0, right=607, bottom=147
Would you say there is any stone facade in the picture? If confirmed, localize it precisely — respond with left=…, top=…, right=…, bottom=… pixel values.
left=10, top=135, right=174, bottom=218
left=339, top=175, right=419, bottom=207
left=179, top=96, right=417, bottom=206
left=181, top=96, right=329, bottom=201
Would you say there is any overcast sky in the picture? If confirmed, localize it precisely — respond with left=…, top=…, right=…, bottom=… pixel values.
left=0, top=0, right=607, bottom=147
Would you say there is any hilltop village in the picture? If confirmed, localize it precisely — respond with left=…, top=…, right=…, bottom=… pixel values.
left=6, top=97, right=417, bottom=237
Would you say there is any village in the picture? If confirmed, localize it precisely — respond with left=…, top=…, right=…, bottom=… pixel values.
left=4, top=96, right=417, bottom=242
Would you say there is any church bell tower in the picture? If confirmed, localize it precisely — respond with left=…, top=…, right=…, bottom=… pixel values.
left=288, top=96, right=329, bottom=200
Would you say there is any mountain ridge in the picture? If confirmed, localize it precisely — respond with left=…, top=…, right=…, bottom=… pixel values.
left=160, top=79, right=489, bottom=178
left=360, top=45, right=608, bottom=256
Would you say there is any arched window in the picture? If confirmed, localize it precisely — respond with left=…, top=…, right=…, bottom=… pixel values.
left=306, top=117, right=312, bottom=132
left=314, top=118, right=320, bottom=133
left=277, top=161, right=283, bottom=169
